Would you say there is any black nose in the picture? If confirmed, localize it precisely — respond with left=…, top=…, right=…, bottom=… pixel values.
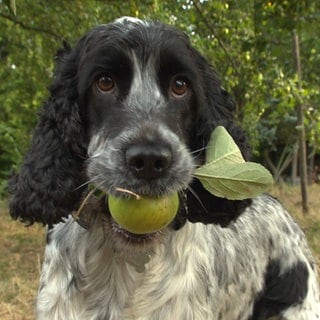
left=125, top=144, right=172, bottom=180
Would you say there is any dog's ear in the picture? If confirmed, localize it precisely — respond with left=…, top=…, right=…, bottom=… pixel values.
left=186, top=49, right=252, bottom=227
left=8, top=39, right=88, bottom=226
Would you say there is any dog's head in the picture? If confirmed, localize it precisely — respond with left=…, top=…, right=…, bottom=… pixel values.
left=83, top=18, right=199, bottom=198
left=9, top=18, right=251, bottom=232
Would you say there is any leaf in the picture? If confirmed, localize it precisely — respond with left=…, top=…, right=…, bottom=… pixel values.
left=194, top=126, right=274, bottom=200
left=195, top=162, right=274, bottom=200
left=205, top=126, right=245, bottom=165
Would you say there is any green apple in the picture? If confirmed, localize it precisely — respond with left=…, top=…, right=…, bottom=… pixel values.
left=108, top=192, right=179, bottom=234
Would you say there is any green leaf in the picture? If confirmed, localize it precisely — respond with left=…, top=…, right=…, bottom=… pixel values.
left=194, top=126, right=274, bottom=200
left=205, top=126, right=245, bottom=164
left=195, top=162, right=274, bottom=200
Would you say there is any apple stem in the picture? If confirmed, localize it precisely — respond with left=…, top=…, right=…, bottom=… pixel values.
left=115, top=187, right=142, bottom=200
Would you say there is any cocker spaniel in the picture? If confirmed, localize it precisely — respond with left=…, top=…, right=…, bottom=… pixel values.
left=9, top=17, right=320, bottom=320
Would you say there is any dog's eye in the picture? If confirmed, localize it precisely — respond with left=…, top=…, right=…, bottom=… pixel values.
left=170, top=77, right=189, bottom=97
left=96, top=75, right=115, bottom=93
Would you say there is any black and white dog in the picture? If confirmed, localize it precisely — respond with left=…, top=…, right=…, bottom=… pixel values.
left=9, top=17, right=320, bottom=319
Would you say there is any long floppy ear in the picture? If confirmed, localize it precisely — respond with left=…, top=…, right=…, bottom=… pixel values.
left=186, top=50, right=252, bottom=227
left=8, top=40, right=88, bottom=226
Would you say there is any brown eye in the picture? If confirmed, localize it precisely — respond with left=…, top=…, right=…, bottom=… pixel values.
left=96, top=75, right=115, bottom=92
left=170, top=77, right=189, bottom=97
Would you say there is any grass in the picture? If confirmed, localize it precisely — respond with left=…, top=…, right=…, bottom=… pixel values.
left=0, top=184, right=319, bottom=319
left=0, top=202, right=45, bottom=320
left=271, top=184, right=320, bottom=261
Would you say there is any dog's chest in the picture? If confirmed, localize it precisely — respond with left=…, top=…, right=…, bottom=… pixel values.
left=79, top=226, right=257, bottom=320
left=120, top=253, right=213, bottom=320
left=59, top=222, right=210, bottom=319
left=80, top=231, right=215, bottom=319
left=38, top=220, right=261, bottom=320
left=85, top=251, right=255, bottom=320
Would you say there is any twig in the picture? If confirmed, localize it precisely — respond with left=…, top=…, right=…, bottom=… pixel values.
left=191, top=0, right=240, bottom=76
left=73, top=188, right=97, bottom=221
left=0, top=13, right=63, bottom=41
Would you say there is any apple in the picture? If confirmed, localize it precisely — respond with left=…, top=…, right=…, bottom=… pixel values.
left=108, top=192, right=179, bottom=234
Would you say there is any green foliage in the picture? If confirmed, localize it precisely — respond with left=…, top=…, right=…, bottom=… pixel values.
left=0, top=0, right=320, bottom=196
left=3, top=0, right=16, bottom=15
left=194, top=126, right=273, bottom=200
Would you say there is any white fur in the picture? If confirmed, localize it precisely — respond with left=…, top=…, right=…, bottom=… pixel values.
left=36, top=195, right=320, bottom=319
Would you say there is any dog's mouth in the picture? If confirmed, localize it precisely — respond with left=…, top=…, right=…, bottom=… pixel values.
left=73, top=190, right=174, bottom=244
left=106, top=190, right=178, bottom=243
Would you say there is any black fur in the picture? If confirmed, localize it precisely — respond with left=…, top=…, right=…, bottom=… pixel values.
left=9, top=39, right=88, bottom=226
left=251, top=260, right=309, bottom=319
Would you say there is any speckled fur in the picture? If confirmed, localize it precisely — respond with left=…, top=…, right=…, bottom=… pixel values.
left=37, top=195, right=320, bottom=319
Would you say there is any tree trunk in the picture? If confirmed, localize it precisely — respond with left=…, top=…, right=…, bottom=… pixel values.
left=308, top=152, right=314, bottom=184
left=291, top=146, right=298, bottom=184
left=292, top=30, right=309, bottom=214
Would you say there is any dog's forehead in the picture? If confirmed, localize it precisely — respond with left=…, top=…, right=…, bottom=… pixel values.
left=85, top=17, right=190, bottom=54
left=114, top=16, right=151, bottom=28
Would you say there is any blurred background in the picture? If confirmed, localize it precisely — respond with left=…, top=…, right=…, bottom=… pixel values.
left=0, top=1, right=319, bottom=319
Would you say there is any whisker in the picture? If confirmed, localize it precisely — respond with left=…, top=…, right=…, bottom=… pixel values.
left=91, top=180, right=107, bottom=193
left=75, top=180, right=94, bottom=191
left=186, top=185, right=208, bottom=213
left=74, top=174, right=106, bottom=191
left=73, top=180, right=107, bottom=221
left=189, top=146, right=208, bottom=155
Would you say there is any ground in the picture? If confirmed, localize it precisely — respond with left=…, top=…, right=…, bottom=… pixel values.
left=0, top=184, right=319, bottom=320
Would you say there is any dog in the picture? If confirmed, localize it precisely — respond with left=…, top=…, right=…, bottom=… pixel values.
left=9, top=17, right=320, bottom=320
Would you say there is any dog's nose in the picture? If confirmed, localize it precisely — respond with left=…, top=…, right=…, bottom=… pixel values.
left=126, top=144, right=172, bottom=180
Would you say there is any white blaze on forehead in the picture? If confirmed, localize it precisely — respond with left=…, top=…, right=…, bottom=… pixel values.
left=115, top=16, right=150, bottom=27
left=128, top=52, right=162, bottom=109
